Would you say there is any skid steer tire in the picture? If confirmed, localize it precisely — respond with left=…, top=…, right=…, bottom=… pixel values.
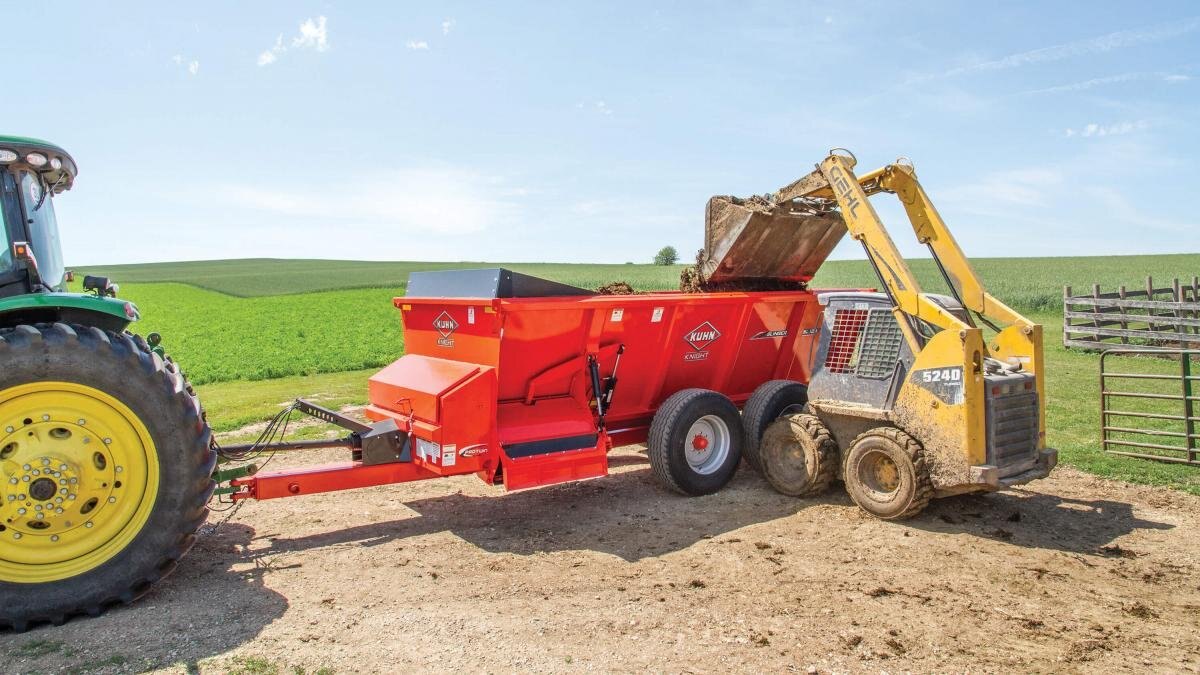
left=842, top=427, right=932, bottom=520
left=648, top=389, right=743, bottom=496
left=758, top=413, right=838, bottom=497
left=741, top=380, right=809, bottom=473
left=0, top=324, right=214, bottom=631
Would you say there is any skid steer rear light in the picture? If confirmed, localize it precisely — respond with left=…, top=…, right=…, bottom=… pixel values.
left=0, top=150, right=16, bottom=163
left=25, top=153, right=47, bottom=167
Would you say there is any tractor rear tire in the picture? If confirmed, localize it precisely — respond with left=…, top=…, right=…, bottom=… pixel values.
left=648, top=389, right=743, bottom=496
left=0, top=324, right=214, bottom=630
left=758, top=413, right=838, bottom=497
left=741, top=380, right=809, bottom=473
left=842, top=427, right=932, bottom=520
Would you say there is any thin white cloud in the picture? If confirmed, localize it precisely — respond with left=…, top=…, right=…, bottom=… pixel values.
left=293, top=16, right=329, bottom=52
left=944, top=167, right=1064, bottom=208
left=171, top=54, right=199, bottom=76
left=1021, top=71, right=1190, bottom=95
left=257, top=17, right=328, bottom=66
left=1065, top=120, right=1149, bottom=138
left=257, top=35, right=284, bottom=66
left=218, top=167, right=520, bottom=236
left=915, top=17, right=1200, bottom=82
left=407, top=40, right=430, bottom=50
left=442, top=18, right=456, bottom=35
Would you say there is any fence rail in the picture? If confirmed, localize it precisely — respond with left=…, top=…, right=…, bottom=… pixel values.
left=1100, top=348, right=1198, bottom=466
left=1064, top=276, right=1200, bottom=351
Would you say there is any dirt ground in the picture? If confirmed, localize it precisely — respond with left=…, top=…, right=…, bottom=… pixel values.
left=4, top=447, right=1200, bottom=674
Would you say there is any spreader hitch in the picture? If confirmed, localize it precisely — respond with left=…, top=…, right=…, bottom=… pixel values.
left=218, top=399, right=411, bottom=466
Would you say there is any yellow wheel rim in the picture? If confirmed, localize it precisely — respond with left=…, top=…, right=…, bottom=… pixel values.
left=859, top=450, right=901, bottom=494
left=0, top=382, right=159, bottom=584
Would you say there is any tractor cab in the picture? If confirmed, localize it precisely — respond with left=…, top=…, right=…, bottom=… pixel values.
left=0, top=135, right=134, bottom=331
left=0, top=136, right=76, bottom=297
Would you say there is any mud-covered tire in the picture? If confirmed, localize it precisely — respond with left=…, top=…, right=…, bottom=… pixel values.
left=741, top=380, right=809, bottom=473
left=759, top=413, right=838, bottom=497
left=842, top=427, right=932, bottom=520
left=0, top=324, right=214, bottom=630
left=648, top=389, right=743, bottom=496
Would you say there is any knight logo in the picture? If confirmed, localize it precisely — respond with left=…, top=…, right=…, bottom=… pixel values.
left=434, top=310, right=459, bottom=347
left=683, top=321, right=720, bottom=360
left=458, top=443, right=488, bottom=458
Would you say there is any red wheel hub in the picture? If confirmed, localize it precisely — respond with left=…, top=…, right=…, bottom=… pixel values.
left=691, top=434, right=709, bottom=451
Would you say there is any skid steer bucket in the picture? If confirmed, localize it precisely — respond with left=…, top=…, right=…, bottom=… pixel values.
left=698, top=196, right=847, bottom=285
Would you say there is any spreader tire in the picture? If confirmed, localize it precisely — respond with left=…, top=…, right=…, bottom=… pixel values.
left=759, top=413, right=838, bottom=497
left=741, top=380, right=809, bottom=472
left=0, top=324, right=214, bottom=630
left=648, top=389, right=743, bottom=496
left=842, top=427, right=932, bottom=520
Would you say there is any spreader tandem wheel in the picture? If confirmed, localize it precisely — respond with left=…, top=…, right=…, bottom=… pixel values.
left=648, top=388, right=744, bottom=496
left=0, top=324, right=214, bottom=630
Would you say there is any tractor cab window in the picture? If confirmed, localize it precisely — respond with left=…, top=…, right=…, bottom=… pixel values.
left=19, top=171, right=65, bottom=289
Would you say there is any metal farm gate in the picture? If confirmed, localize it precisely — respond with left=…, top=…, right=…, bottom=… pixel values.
left=1065, top=276, right=1200, bottom=351
left=1100, top=348, right=1199, bottom=465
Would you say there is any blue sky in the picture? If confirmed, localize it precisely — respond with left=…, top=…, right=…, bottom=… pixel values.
left=4, top=1, right=1198, bottom=265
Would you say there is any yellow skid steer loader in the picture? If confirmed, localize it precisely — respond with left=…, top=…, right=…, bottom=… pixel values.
left=709, top=149, right=1057, bottom=518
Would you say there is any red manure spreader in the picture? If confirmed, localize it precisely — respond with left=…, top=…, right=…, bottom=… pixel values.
left=231, top=269, right=832, bottom=500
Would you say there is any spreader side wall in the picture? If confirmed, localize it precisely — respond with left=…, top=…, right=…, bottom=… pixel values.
left=491, top=292, right=821, bottom=439
left=395, top=291, right=822, bottom=450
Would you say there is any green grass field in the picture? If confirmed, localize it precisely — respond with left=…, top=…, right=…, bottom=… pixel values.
left=75, top=255, right=1200, bottom=495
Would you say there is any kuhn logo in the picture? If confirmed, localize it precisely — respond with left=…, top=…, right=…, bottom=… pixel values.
left=434, top=311, right=459, bottom=347
left=684, top=321, right=721, bottom=352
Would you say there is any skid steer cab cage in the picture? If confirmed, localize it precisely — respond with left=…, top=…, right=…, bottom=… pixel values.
left=230, top=277, right=847, bottom=500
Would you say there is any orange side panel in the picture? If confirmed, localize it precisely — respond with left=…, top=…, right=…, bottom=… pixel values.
left=369, top=354, right=481, bottom=422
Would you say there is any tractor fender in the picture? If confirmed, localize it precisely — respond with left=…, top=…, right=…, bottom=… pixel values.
left=0, top=292, right=138, bottom=332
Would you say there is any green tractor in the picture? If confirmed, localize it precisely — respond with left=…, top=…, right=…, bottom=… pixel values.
left=0, top=136, right=214, bottom=630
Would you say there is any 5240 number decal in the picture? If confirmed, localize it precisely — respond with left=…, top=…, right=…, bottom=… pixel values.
left=911, top=366, right=965, bottom=404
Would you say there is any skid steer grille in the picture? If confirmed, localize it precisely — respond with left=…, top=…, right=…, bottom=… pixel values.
left=985, top=382, right=1039, bottom=477
left=856, top=310, right=904, bottom=379
left=823, top=308, right=902, bottom=379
